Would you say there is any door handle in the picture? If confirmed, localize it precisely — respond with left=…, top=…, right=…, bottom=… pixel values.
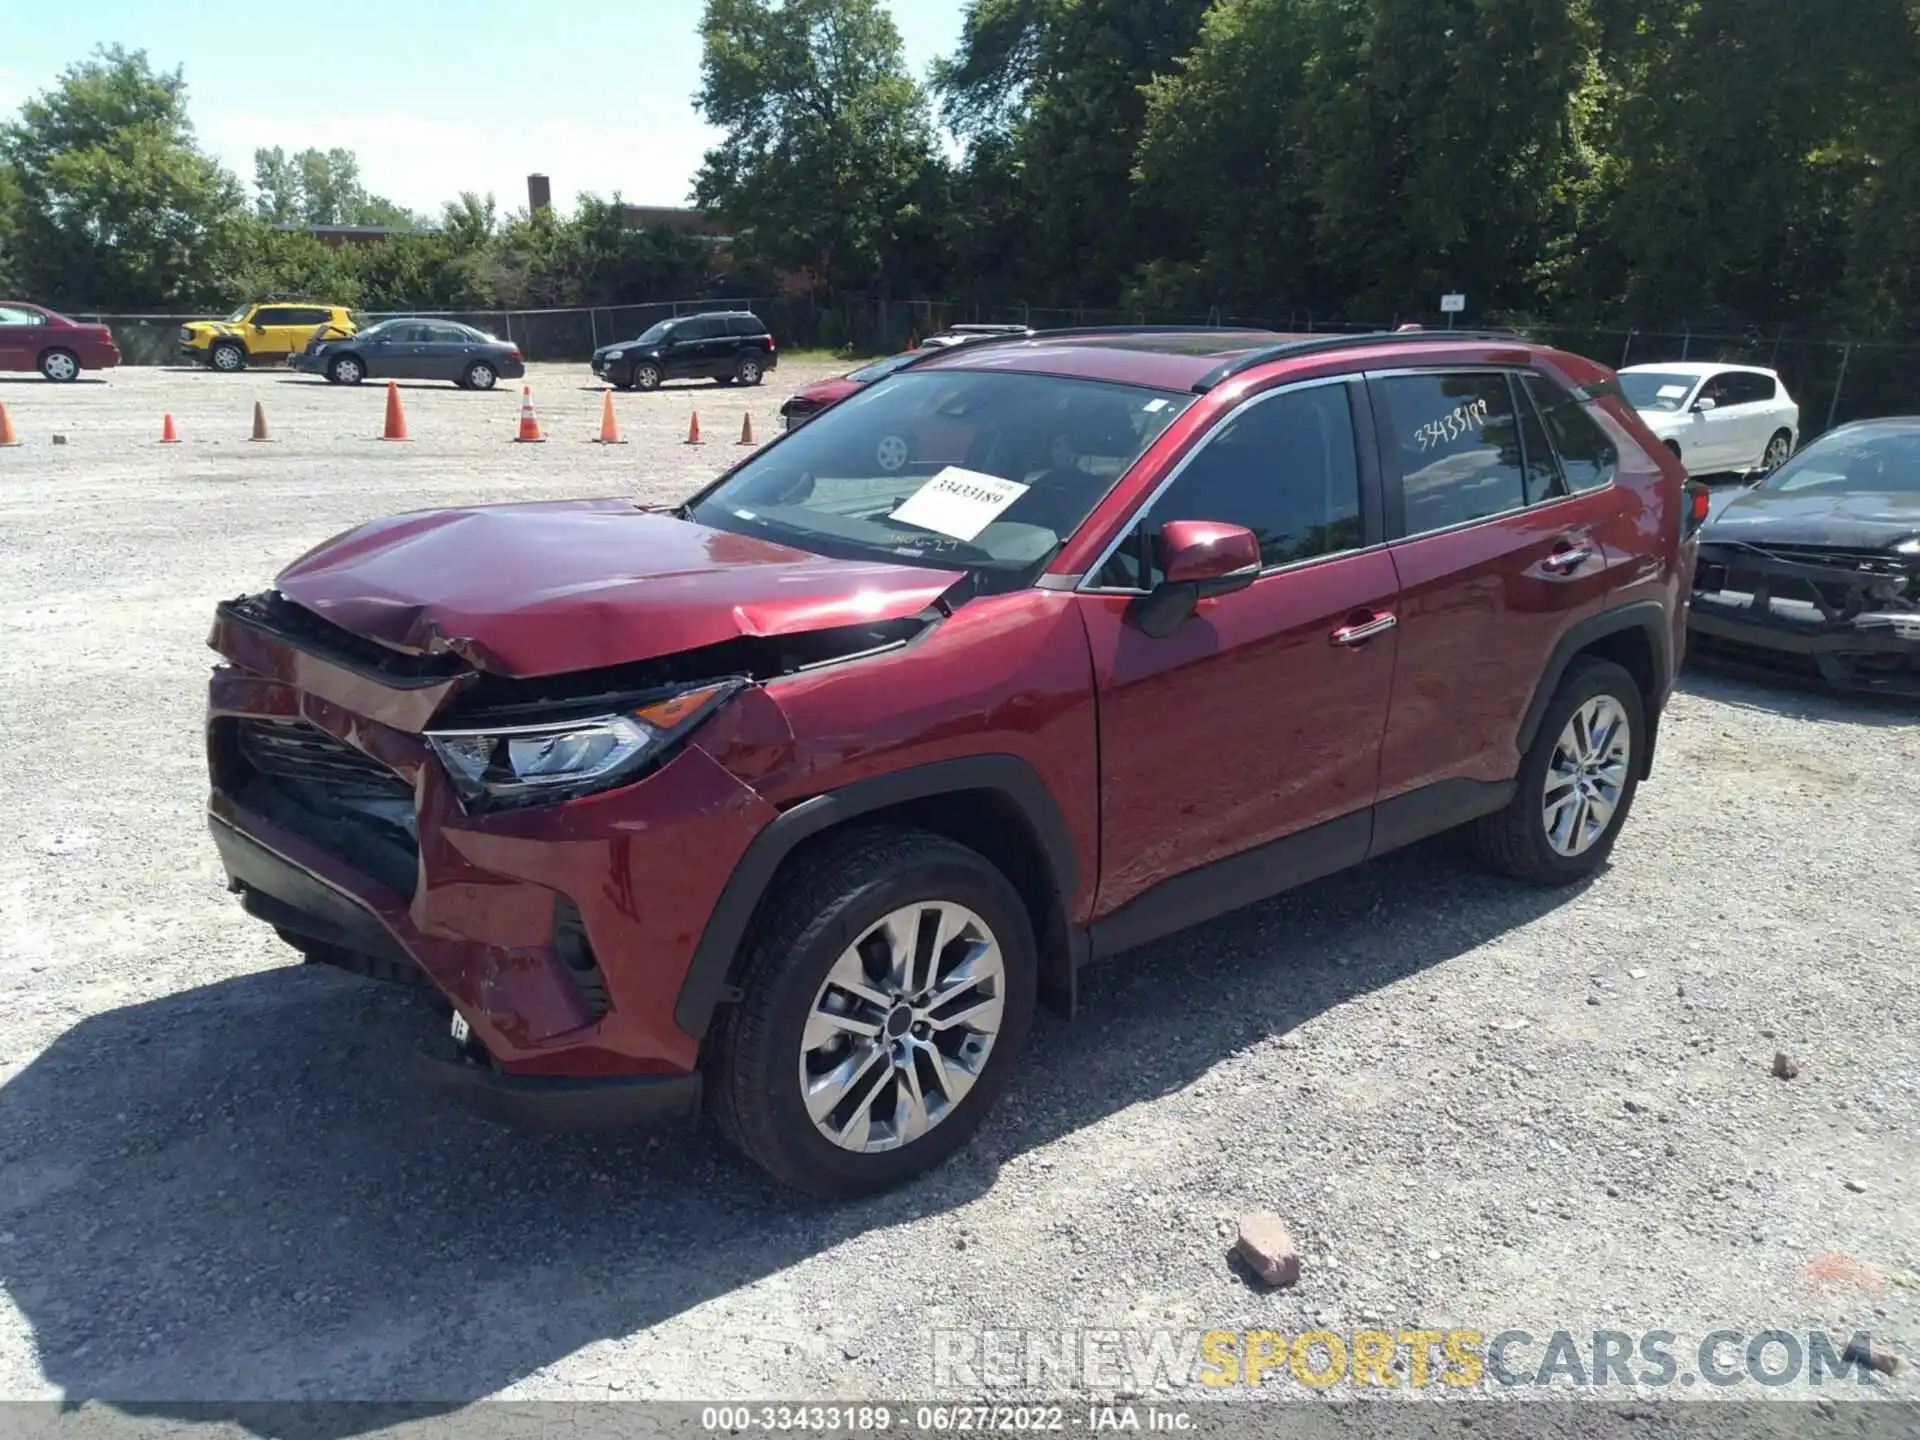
left=1330, top=611, right=1397, bottom=647
left=1541, top=542, right=1595, bottom=575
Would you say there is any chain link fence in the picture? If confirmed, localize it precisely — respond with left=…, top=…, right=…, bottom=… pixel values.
left=78, top=298, right=1920, bottom=441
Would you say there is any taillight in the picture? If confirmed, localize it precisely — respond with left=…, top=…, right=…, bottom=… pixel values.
left=767, top=336, right=776, bottom=353
left=507, top=347, right=522, bottom=361
left=1682, top=482, right=1711, bottom=541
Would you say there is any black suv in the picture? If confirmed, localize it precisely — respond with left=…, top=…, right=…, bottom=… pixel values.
left=591, top=311, right=778, bottom=391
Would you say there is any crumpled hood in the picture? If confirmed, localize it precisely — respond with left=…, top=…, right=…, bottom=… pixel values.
left=1703, top=487, right=1920, bottom=551
left=273, top=499, right=963, bottom=677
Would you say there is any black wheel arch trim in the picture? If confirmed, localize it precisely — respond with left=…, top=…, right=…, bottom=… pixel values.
left=673, top=754, right=1081, bottom=1042
left=1516, top=600, right=1672, bottom=774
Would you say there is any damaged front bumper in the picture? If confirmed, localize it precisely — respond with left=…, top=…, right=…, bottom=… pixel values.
left=204, top=596, right=789, bottom=1129
left=1688, top=541, right=1920, bottom=697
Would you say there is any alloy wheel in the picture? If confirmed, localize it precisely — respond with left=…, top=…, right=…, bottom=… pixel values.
left=739, top=359, right=762, bottom=384
left=41, top=351, right=79, bottom=382
left=468, top=363, right=496, bottom=390
left=1761, top=433, right=1792, bottom=473
left=797, top=901, right=1006, bottom=1153
left=212, top=344, right=244, bottom=372
left=1541, top=695, right=1632, bottom=857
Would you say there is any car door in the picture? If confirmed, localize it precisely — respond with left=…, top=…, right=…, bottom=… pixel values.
left=1367, top=368, right=1619, bottom=812
left=377, top=323, right=433, bottom=379
left=0, top=304, right=39, bottom=370
left=660, top=315, right=706, bottom=379
left=1687, top=371, right=1750, bottom=471
left=283, top=306, right=334, bottom=358
left=1074, top=376, right=1400, bottom=932
left=420, top=323, right=474, bottom=382
left=1721, top=371, right=1778, bottom=467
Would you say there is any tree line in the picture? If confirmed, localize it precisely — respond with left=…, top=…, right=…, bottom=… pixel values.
left=5, top=1, right=1917, bottom=337
left=692, top=0, right=1920, bottom=333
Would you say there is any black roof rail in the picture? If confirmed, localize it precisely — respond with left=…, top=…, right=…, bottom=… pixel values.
left=1191, top=328, right=1536, bottom=393
left=885, top=322, right=1287, bottom=378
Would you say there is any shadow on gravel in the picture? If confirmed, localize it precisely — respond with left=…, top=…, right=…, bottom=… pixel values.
left=0, top=377, right=110, bottom=386
left=0, top=838, right=1584, bottom=1429
left=1677, top=661, right=1918, bottom=726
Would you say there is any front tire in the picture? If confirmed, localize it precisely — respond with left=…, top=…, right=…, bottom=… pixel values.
left=708, top=828, right=1036, bottom=1197
left=39, top=348, right=81, bottom=382
left=1467, top=657, right=1644, bottom=885
left=632, top=362, right=663, bottom=391
left=209, top=340, right=247, bottom=373
left=326, top=354, right=364, bottom=385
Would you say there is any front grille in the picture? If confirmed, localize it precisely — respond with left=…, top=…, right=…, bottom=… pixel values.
left=1733, top=543, right=1912, bottom=578
left=237, top=718, right=413, bottom=799
left=216, top=717, right=419, bottom=896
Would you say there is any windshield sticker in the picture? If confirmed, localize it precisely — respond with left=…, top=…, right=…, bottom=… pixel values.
left=889, top=466, right=1030, bottom=541
left=1142, top=398, right=1171, bottom=413
left=1657, top=384, right=1690, bottom=399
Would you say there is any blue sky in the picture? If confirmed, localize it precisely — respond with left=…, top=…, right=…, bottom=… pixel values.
left=0, top=0, right=972, bottom=215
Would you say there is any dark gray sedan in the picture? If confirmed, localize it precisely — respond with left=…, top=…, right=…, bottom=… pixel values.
left=291, top=318, right=525, bottom=389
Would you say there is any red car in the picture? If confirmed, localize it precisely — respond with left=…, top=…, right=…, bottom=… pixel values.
left=778, top=349, right=923, bottom=431
left=205, top=327, right=1701, bottom=1195
left=0, top=302, right=120, bottom=381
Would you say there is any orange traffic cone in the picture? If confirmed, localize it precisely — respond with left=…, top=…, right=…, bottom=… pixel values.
left=250, top=400, right=271, bottom=441
left=0, top=402, right=18, bottom=447
left=515, top=386, right=545, bottom=443
left=381, top=382, right=409, bottom=441
left=594, top=389, right=624, bottom=444
left=159, top=413, right=180, bottom=444
left=737, top=412, right=755, bottom=446
left=685, top=409, right=703, bottom=445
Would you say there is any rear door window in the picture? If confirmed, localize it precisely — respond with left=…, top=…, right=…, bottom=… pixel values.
left=1372, top=372, right=1527, bottom=534
left=252, top=308, right=294, bottom=327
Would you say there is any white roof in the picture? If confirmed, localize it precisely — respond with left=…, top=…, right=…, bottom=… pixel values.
left=1619, top=360, right=1778, bottom=379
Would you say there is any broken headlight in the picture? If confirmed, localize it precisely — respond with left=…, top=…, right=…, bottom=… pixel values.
left=426, top=681, right=738, bottom=807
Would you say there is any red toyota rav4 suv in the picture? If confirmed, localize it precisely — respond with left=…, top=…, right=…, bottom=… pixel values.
left=206, top=328, right=1698, bottom=1196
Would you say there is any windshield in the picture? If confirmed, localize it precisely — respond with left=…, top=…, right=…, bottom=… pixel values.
left=1760, top=426, right=1920, bottom=495
left=224, top=304, right=250, bottom=323
left=845, top=351, right=923, bottom=383
left=1621, top=372, right=1699, bottom=412
left=688, top=369, right=1195, bottom=582
left=631, top=319, right=674, bottom=345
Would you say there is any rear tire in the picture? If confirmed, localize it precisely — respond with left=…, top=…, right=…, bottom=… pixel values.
left=210, top=340, right=247, bottom=373
left=735, top=355, right=765, bottom=386
left=707, top=827, right=1036, bottom=1197
left=1467, top=658, right=1644, bottom=886
left=463, top=361, right=497, bottom=391
left=1758, top=428, right=1793, bottom=475
left=39, top=348, right=81, bottom=382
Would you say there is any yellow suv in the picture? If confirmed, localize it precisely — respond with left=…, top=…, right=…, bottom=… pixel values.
left=180, top=299, right=356, bottom=372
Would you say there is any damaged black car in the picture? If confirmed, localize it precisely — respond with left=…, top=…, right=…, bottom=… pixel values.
left=1689, top=417, right=1920, bottom=697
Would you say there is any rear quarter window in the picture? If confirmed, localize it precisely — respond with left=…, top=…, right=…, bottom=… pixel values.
left=1522, top=374, right=1618, bottom=493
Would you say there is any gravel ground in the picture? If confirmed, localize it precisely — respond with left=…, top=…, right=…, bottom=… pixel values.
left=0, top=363, right=1915, bottom=1423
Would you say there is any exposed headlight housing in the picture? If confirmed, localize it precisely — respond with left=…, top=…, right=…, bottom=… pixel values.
left=426, top=680, right=739, bottom=809
left=1895, top=536, right=1920, bottom=556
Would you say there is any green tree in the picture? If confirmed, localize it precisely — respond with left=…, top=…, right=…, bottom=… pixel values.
left=938, top=0, right=1215, bottom=306
left=0, top=45, right=246, bottom=307
left=252, top=145, right=420, bottom=228
left=694, top=0, right=936, bottom=293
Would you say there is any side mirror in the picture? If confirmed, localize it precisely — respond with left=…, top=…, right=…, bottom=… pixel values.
left=1692, top=396, right=1716, bottom=413
left=1129, top=520, right=1261, bottom=639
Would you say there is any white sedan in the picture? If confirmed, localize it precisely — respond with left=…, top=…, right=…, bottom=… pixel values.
left=1619, top=362, right=1800, bottom=479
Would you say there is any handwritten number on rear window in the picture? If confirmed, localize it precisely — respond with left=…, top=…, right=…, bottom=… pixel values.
left=1414, top=397, right=1491, bottom=452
